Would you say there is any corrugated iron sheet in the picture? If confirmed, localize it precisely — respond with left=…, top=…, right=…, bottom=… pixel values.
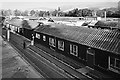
left=8, top=19, right=23, bottom=27
left=35, top=23, right=120, bottom=55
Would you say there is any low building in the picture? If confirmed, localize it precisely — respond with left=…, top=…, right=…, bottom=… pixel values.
left=88, top=20, right=118, bottom=30
left=34, top=23, right=120, bottom=76
left=22, top=20, right=40, bottom=40
left=5, top=18, right=23, bottom=34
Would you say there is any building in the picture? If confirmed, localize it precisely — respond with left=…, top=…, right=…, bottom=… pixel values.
left=5, top=18, right=23, bottom=34
left=2, top=17, right=120, bottom=77
left=88, top=20, right=118, bottom=30
left=22, top=20, right=40, bottom=40
left=33, top=23, right=120, bottom=77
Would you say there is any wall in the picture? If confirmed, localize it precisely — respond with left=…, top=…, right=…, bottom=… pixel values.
left=95, top=49, right=109, bottom=69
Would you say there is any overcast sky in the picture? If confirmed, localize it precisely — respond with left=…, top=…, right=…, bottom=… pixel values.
left=0, top=0, right=119, bottom=11
left=1, top=0, right=119, bottom=2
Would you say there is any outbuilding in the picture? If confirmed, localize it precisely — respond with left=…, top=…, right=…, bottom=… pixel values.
left=6, top=19, right=23, bottom=34
left=34, top=23, right=120, bottom=76
left=22, top=20, right=40, bottom=40
left=88, top=20, right=118, bottom=30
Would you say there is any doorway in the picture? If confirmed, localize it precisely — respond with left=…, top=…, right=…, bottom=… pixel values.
left=86, top=48, right=95, bottom=68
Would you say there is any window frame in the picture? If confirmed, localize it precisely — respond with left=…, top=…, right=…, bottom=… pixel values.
left=36, top=33, right=40, bottom=39
left=109, top=56, right=120, bottom=73
left=70, top=44, right=78, bottom=57
left=115, top=58, right=120, bottom=69
left=15, top=27, right=17, bottom=31
left=7, top=24, right=9, bottom=28
left=58, top=40, right=64, bottom=51
left=49, top=37, right=56, bottom=47
left=18, top=27, right=20, bottom=33
left=49, top=38, right=52, bottom=46
left=43, top=35, right=46, bottom=41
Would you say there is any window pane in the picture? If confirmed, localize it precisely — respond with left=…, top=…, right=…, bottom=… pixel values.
left=116, top=59, right=120, bottom=69
left=58, top=41, right=64, bottom=50
left=74, top=45, right=76, bottom=52
left=110, top=57, right=115, bottom=67
left=70, top=44, right=78, bottom=56
left=70, top=44, right=72, bottom=53
left=43, top=36, right=46, bottom=41
left=74, top=45, right=78, bottom=53
left=36, top=33, right=40, bottom=39
left=51, top=38, right=55, bottom=47
left=73, top=52, right=76, bottom=56
left=71, top=45, right=73, bottom=53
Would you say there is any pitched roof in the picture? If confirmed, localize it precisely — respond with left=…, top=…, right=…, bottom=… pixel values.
left=7, top=19, right=39, bottom=29
left=35, top=23, right=120, bottom=55
left=88, top=21, right=118, bottom=28
left=22, top=20, right=40, bottom=29
left=8, top=19, right=23, bottom=28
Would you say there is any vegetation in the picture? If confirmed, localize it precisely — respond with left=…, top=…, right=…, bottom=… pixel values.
left=0, top=7, right=119, bottom=18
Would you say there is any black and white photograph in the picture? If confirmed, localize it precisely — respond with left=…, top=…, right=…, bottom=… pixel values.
left=0, top=0, right=120, bottom=80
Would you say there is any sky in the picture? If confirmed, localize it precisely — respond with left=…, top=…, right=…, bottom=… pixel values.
left=0, top=0, right=119, bottom=2
left=0, top=0, right=119, bottom=11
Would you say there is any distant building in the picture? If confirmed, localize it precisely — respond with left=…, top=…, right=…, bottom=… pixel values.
left=57, top=7, right=61, bottom=17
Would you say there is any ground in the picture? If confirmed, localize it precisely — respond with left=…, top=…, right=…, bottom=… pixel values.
left=0, top=25, right=43, bottom=79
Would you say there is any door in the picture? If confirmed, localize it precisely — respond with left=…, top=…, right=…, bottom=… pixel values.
left=87, top=48, right=95, bottom=68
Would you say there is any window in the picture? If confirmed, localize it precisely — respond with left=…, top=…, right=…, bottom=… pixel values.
left=70, top=44, right=78, bottom=56
left=110, top=57, right=115, bottom=67
left=10, top=25, right=14, bottom=32
left=116, top=59, right=120, bottom=68
left=43, top=35, right=46, bottom=41
left=14, top=27, right=17, bottom=31
left=49, top=37, right=56, bottom=47
left=12, top=26, right=15, bottom=32
left=36, top=33, right=40, bottom=39
left=10, top=25, right=12, bottom=29
left=87, top=48, right=95, bottom=55
left=109, top=57, right=120, bottom=73
left=49, top=38, right=52, bottom=46
left=58, top=40, right=64, bottom=51
left=7, top=24, right=9, bottom=28
left=18, top=28, right=20, bottom=33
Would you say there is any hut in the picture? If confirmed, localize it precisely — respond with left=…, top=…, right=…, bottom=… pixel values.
left=34, top=23, right=120, bottom=76
left=22, top=20, right=40, bottom=40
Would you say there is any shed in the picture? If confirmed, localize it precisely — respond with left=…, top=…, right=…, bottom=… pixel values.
left=35, top=23, right=120, bottom=55
left=22, top=20, right=40, bottom=40
left=7, top=19, right=23, bottom=34
left=88, top=21, right=118, bottom=29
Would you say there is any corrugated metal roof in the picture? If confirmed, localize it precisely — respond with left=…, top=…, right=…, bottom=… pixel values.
left=22, top=20, right=40, bottom=29
left=88, top=20, right=118, bottom=28
left=35, top=23, right=120, bottom=55
left=95, top=21, right=118, bottom=28
left=8, top=19, right=40, bottom=29
left=8, top=19, right=23, bottom=27
left=27, top=20, right=39, bottom=29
